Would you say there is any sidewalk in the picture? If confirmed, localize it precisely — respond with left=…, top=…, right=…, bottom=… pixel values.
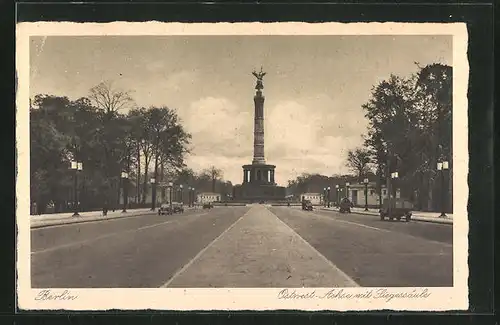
left=320, top=207, right=453, bottom=225
left=165, top=205, right=358, bottom=288
left=30, top=208, right=156, bottom=229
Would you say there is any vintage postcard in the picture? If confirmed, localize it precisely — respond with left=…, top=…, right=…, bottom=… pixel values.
left=16, top=22, right=469, bottom=311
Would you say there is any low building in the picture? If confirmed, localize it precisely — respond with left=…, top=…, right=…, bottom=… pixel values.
left=336, top=182, right=399, bottom=207
left=197, top=192, right=221, bottom=204
left=299, top=193, right=322, bottom=205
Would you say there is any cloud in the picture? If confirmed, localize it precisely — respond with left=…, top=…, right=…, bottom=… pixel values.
left=264, top=98, right=366, bottom=185
left=145, top=61, right=165, bottom=72
left=179, top=95, right=367, bottom=186
left=180, top=97, right=254, bottom=178
left=164, top=70, right=199, bottom=92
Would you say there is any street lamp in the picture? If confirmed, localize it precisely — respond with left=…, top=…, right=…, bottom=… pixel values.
left=191, top=187, right=196, bottom=208
left=391, top=172, right=399, bottom=197
left=121, top=171, right=129, bottom=213
left=327, top=186, right=331, bottom=208
left=389, top=171, right=399, bottom=219
left=179, top=184, right=183, bottom=204
left=69, top=161, right=83, bottom=217
left=345, top=182, right=350, bottom=201
left=150, top=178, right=156, bottom=211
left=168, top=182, right=174, bottom=212
left=437, top=161, right=449, bottom=218
left=323, top=187, right=327, bottom=207
left=335, top=185, right=340, bottom=206
left=363, top=178, right=369, bottom=211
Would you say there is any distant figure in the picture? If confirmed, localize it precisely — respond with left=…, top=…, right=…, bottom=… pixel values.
left=103, top=200, right=108, bottom=216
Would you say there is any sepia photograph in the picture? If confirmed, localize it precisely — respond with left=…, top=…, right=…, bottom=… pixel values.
left=16, top=22, right=469, bottom=311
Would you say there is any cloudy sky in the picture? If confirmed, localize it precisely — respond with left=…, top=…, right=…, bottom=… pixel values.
left=30, top=35, right=452, bottom=186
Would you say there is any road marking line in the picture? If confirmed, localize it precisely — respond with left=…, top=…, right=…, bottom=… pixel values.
left=160, top=209, right=250, bottom=288
left=269, top=208, right=360, bottom=287
left=283, top=207, right=454, bottom=248
left=31, top=212, right=209, bottom=255
left=332, top=219, right=390, bottom=232
left=291, top=208, right=389, bottom=232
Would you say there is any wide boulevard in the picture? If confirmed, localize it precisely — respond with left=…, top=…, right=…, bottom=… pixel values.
left=31, top=205, right=453, bottom=288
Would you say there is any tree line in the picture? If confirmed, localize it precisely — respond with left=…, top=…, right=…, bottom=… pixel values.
left=286, top=172, right=377, bottom=199
left=30, top=81, right=195, bottom=214
left=345, top=63, right=453, bottom=212
left=286, top=63, right=452, bottom=212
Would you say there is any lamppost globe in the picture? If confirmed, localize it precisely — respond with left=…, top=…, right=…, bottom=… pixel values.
left=442, top=161, right=449, bottom=170
left=437, top=162, right=443, bottom=170
left=150, top=178, right=155, bottom=184
left=364, top=178, right=369, bottom=184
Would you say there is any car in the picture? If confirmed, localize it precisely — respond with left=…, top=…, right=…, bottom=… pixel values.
left=301, top=200, right=313, bottom=211
left=379, top=198, right=412, bottom=222
left=158, top=203, right=172, bottom=215
left=158, top=202, right=184, bottom=215
left=202, top=202, right=213, bottom=209
left=339, top=198, right=352, bottom=213
left=172, top=202, right=184, bottom=213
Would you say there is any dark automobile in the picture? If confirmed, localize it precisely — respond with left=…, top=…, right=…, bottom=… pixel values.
left=379, top=198, right=412, bottom=222
left=203, top=202, right=213, bottom=209
left=158, top=203, right=172, bottom=215
left=158, top=202, right=184, bottom=215
left=172, top=202, right=184, bottom=213
left=301, top=200, right=313, bottom=211
left=339, top=198, right=352, bottom=213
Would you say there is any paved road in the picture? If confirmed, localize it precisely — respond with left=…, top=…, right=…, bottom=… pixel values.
left=270, top=206, right=453, bottom=287
left=31, top=207, right=247, bottom=288
left=31, top=205, right=452, bottom=288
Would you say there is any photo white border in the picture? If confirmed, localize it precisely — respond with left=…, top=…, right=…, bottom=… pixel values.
left=16, top=22, right=469, bottom=311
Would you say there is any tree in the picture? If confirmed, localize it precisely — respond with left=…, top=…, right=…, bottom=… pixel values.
left=29, top=86, right=193, bottom=212
left=30, top=102, right=72, bottom=213
left=361, top=63, right=453, bottom=211
left=202, top=166, right=223, bottom=193
left=86, top=81, right=136, bottom=207
left=346, top=148, right=372, bottom=179
left=88, top=81, right=134, bottom=116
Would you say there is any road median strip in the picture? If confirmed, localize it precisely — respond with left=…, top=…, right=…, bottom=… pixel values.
left=165, top=205, right=358, bottom=288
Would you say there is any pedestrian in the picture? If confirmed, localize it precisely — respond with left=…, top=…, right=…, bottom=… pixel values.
left=103, top=200, right=108, bottom=217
